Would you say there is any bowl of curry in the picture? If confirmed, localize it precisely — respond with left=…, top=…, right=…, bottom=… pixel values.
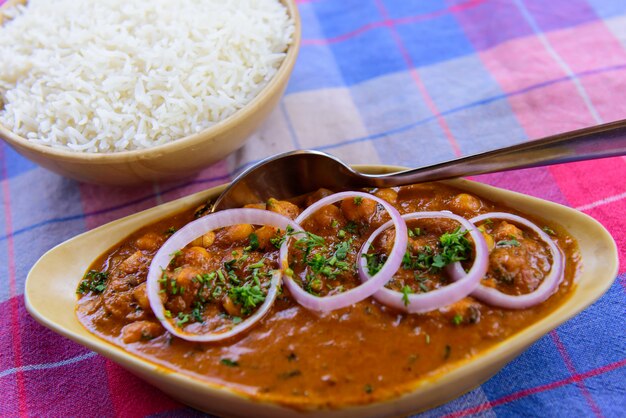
left=25, top=165, right=618, bottom=417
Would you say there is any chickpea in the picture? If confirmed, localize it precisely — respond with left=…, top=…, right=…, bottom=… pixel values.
left=373, top=188, right=398, bottom=204
left=119, top=251, right=147, bottom=275
left=178, top=246, right=211, bottom=267
left=102, top=289, right=134, bottom=318
left=121, top=321, right=164, bottom=344
left=191, top=231, right=215, bottom=248
left=340, top=196, right=377, bottom=222
left=441, top=297, right=481, bottom=324
left=255, top=225, right=279, bottom=250
left=170, top=266, right=202, bottom=306
left=267, top=198, right=300, bottom=220
left=222, top=295, right=242, bottom=317
left=491, top=247, right=526, bottom=273
left=311, top=205, right=344, bottom=229
left=450, top=193, right=482, bottom=215
left=220, top=224, right=254, bottom=242
left=132, top=283, right=151, bottom=312
left=135, top=232, right=163, bottom=252
left=244, top=203, right=266, bottom=210
left=493, top=221, right=523, bottom=241
left=165, top=295, right=187, bottom=313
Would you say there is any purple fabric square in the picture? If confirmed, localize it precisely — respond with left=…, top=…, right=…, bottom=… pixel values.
left=523, top=0, right=599, bottom=32
left=452, top=0, right=534, bottom=50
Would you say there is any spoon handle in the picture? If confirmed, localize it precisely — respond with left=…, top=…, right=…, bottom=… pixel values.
left=371, top=119, right=626, bottom=186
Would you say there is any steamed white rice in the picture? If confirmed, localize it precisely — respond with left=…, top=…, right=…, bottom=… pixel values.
left=0, top=0, right=294, bottom=152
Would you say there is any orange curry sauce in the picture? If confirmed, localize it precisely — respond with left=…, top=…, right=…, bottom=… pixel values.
left=76, top=183, right=579, bottom=408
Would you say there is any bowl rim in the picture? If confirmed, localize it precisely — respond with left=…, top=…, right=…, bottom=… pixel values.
left=23, top=166, right=620, bottom=415
left=0, top=0, right=301, bottom=162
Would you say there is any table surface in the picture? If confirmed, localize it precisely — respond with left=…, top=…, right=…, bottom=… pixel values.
left=1, top=0, right=625, bottom=417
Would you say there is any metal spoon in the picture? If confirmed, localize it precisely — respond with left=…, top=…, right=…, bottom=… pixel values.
left=212, top=119, right=626, bottom=211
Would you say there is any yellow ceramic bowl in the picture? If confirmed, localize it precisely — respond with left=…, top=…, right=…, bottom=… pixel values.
left=0, top=0, right=301, bottom=185
left=25, top=166, right=618, bottom=417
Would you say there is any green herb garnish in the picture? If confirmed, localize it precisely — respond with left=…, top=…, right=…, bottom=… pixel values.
left=401, top=285, right=412, bottom=307
left=496, top=238, right=521, bottom=247
left=246, top=233, right=259, bottom=251
left=229, top=283, right=265, bottom=314
left=220, top=358, right=239, bottom=367
left=77, top=270, right=109, bottom=294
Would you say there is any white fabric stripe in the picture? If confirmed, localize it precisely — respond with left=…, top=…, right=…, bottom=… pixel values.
left=576, top=191, right=626, bottom=211
left=0, top=352, right=97, bottom=379
left=514, top=0, right=603, bottom=124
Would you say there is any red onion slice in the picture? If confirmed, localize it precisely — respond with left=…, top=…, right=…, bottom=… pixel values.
left=279, top=191, right=408, bottom=311
left=147, top=209, right=301, bottom=342
left=448, top=212, right=564, bottom=309
left=359, top=211, right=489, bottom=313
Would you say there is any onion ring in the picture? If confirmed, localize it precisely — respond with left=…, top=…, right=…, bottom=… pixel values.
left=147, top=208, right=301, bottom=342
left=359, top=211, right=489, bottom=313
left=448, top=212, right=564, bottom=309
left=279, top=192, right=408, bottom=311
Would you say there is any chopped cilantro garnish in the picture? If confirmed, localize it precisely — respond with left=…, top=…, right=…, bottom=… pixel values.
left=77, top=270, right=109, bottom=294
left=191, top=302, right=204, bottom=323
left=353, top=196, right=363, bottom=206
left=403, top=228, right=471, bottom=272
left=176, top=312, right=190, bottom=327
left=542, top=226, right=556, bottom=235
left=452, top=314, right=463, bottom=325
left=246, top=233, right=259, bottom=251
left=345, top=221, right=358, bottom=234
left=248, top=259, right=265, bottom=270
left=407, top=227, right=422, bottom=238
left=333, top=240, right=351, bottom=260
left=401, top=285, right=412, bottom=307
left=362, top=252, right=386, bottom=276
left=364, top=384, right=373, bottom=394
left=164, top=226, right=177, bottom=237
left=496, top=238, right=521, bottom=247
left=229, top=283, right=265, bottom=314
left=220, top=358, right=239, bottom=367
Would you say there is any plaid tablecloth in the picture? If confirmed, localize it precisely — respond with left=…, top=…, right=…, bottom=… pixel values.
left=1, top=0, right=625, bottom=416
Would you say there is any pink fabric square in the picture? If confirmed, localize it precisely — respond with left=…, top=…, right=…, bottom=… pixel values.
left=546, top=21, right=626, bottom=74
left=479, top=36, right=566, bottom=93
left=549, top=158, right=626, bottom=272
left=548, top=158, right=626, bottom=208
left=578, top=69, right=626, bottom=122
left=506, top=82, right=597, bottom=138
left=475, top=166, right=568, bottom=205
left=105, top=360, right=180, bottom=417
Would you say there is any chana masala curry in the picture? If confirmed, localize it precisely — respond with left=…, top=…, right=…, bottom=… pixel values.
left=76, top=183, right=579, bottom=408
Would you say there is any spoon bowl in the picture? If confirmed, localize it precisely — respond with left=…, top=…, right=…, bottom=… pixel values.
left=213, top=119, right=626, bottom=211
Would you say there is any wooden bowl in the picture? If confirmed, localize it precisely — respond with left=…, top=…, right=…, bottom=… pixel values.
left=24, top=167, right=619, bottom=417
left=0, top=0, right=300, bottom=185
